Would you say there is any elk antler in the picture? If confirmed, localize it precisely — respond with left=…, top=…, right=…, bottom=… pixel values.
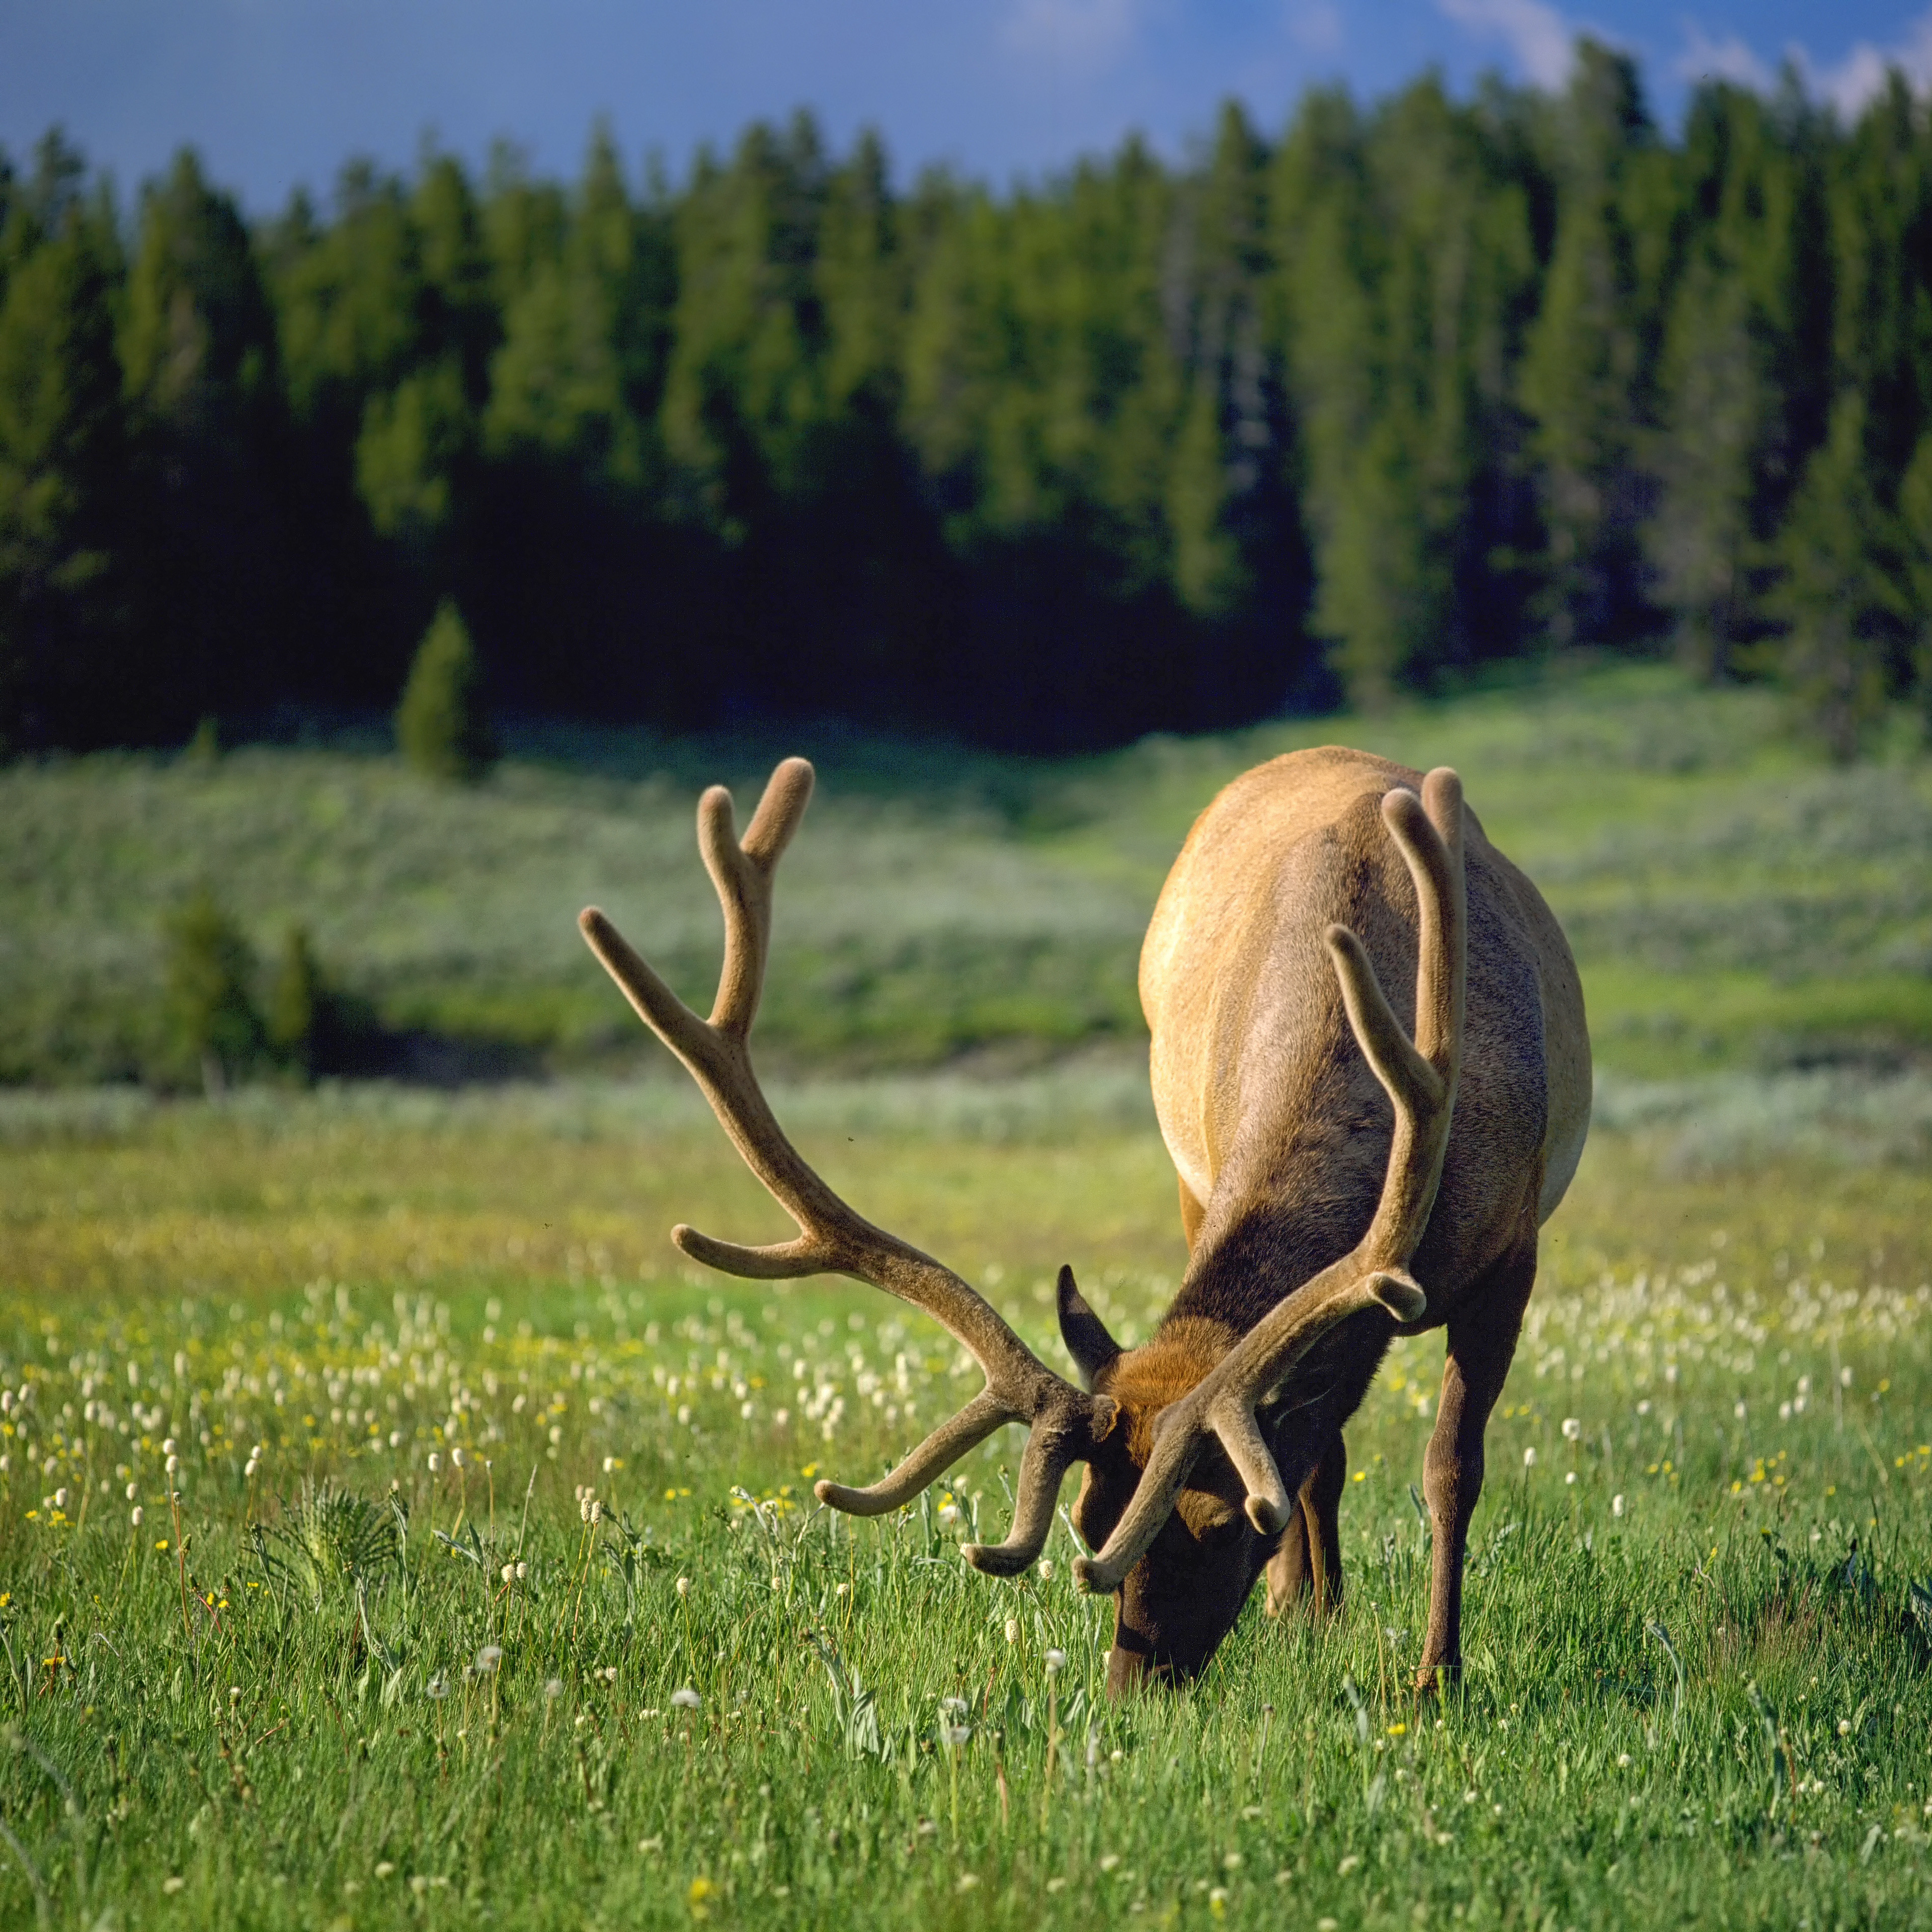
left=579, top=759, right=1117, bottom=1576
left=1072, top=768, right=1466, bottom=1596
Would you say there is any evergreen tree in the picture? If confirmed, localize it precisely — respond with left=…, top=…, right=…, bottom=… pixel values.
left=1647, top=83, right=1831, bottom=679
left=1519, top=44, right=1659, bottom=650
left=4, top=79, right=1932, bottom=755
left=1827, top=73, right=1932, bottom=492
left=266, top=923, right=322, bottom=1081
left=161, top=886, right=259, bottom=1095
left=1893, top=431, right=1932, bottom=725
left=1271, top=79, right=1537, bottom=702
left=122, top=149, right=288, bottom=728
left=395, top=596, right=494, bottom=780
left=1762, top=397, right=1906, bottom=761
left=0, top=141, right=129, bottom=748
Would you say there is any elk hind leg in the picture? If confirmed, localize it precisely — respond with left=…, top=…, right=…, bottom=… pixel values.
left=1416, top=1232, right=1537, bottom=1690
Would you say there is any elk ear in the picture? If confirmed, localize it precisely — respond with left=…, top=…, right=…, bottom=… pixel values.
left=1057, top=1265, right=1122, bottom=1385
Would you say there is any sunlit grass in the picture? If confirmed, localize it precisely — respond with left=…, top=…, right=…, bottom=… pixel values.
left=0, top=1088, right=1928, bottom=1927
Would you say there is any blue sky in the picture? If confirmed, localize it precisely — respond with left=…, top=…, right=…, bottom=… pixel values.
left=4, top=1, right=1931, bottom=211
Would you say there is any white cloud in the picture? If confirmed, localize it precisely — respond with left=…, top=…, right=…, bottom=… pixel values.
left=1001, top=0, right=1144, bottom=69
left=1674, top=20, right=1773, bottom=92
left=1796, top=9, right=1932, bottom=118
left=1287, top=0, right=1344, bottom=55
left=1436, top=0, right=1576, bottom=90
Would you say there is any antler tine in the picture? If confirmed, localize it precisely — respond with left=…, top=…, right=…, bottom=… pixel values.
left=813, top=1390, right=1012, bottom=1517
left=582, top=757, right=1102, bottom=1566
left=961, top=1390, right=1118, bottom=1575
left=700, top=756, right=814, bottom=1039
left=1073, top=769, right=1467, bottom=1596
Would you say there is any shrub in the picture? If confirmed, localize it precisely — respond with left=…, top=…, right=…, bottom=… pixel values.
left=265, top=921, right=321, bottom=1080
left=161, top=886, right=259, bottom=1094
left=394, top=597, right=495, bottom=782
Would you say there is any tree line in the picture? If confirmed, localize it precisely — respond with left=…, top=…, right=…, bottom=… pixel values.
left=5, top=44, right=1932, bottom=757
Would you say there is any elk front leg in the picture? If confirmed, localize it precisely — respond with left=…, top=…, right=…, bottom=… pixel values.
left=1265, top=1433, right=1346, bottom=1618
left=1416, top=1236, right=1537, bottom=1689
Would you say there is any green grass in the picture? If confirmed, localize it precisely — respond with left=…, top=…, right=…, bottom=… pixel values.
left=4, top=662, right=1931, bottom=1085
left=0, top=1088, right=1928, bottom=1929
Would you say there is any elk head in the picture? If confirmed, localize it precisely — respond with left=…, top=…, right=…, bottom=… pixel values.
left=579, top=757, right=1463, bottom=1692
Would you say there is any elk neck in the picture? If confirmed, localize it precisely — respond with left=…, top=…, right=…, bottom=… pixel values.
left=1100, top=1173, right=1389, bottom=1444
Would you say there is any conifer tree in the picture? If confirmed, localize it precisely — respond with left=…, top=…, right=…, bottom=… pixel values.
left=0, top=140, right=129, bottom=748
left=1894, top=432, right=1932, bottom=726
left=162, top=886, right=259, bottom=1095
left=1763, top=397, right=1906, bottom=761
left=1519, top=44, right=1658, bottom=650
left=122, top=149, right=287, bottom=730
left=395, top=595, right=494, bottom=780
left=266, top=923, right=322, bottom=1081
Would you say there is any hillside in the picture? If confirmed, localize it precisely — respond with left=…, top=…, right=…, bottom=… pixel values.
left=3, top=664, right=1929, bottom=1091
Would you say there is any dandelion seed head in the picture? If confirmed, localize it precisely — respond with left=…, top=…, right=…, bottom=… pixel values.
left=544, top=1678, right=564, bottom=1700
left=1523, top=1447, right=1537, bottom=1468
left=1612, top=1494, right=1625, bottom=1517
left=675, top=1575, right=691, bottom=1599
left=426, top=1452, right=441, bottom=1473
left=1561, top=1418, right=1581, bottom=1441
left=426, top=1675, right=449, bottom=1700
left=671, top=1687, right=701, bottom=1710
left=476, top=1646, right=503, bottom=1675
left=1044, top=1649, right=1066, bottom=1677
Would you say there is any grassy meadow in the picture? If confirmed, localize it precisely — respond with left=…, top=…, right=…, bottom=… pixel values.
left=0, top=665, right=1930, bottom=1928
left=5, top=662, right=1932, bottom=1088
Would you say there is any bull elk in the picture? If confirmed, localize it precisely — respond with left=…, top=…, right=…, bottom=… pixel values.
left=579, top=747, right=1590, bottom=1693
